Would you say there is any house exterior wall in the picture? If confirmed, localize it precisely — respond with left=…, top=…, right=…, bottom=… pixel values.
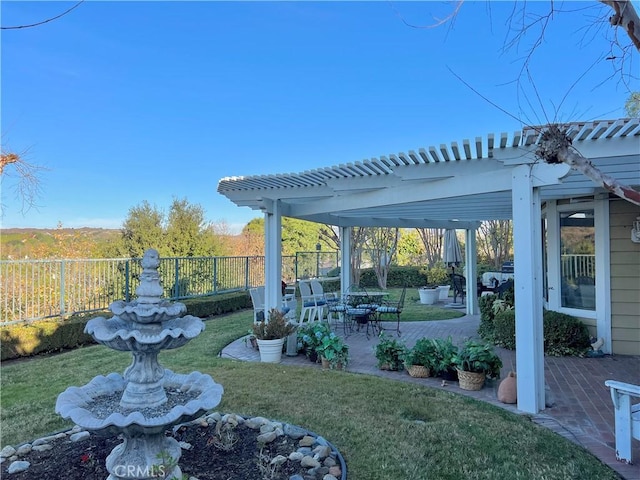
left=609, top=198, right=640, bottom=355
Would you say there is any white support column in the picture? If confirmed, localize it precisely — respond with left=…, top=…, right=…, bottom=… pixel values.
left=340, top=226, right=351, bottom=296
left=465, top=228, right=478, bottom=315
left=512, top=164, right=545, bottom=414
left=263, top=201, right=283, bottom=316
left=594, top=194, right=612, bottom=354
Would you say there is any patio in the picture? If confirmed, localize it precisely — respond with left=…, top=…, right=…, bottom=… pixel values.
left=221, top=315, right=640, bottom=480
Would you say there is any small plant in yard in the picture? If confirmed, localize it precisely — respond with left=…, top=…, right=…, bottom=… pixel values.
left=297, top=321, right=332, bottom=359
left=252, top=309, right=296, bottom=340
left=207, top=421, right=239, bottom=452
left=316, top=332, right=350, bottom=369
left=453, top=339, right=502, bottom=379
left=429, top=336, right=459, bottom=378
left=374, top=333, right=407, bottom=371
left=402, top=337, right=438, bottom=370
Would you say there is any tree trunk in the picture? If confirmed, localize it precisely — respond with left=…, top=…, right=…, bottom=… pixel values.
left=600, top=0, right=640, bottom=51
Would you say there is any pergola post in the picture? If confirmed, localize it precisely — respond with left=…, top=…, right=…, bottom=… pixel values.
left=465, top=228, right=479, bottom=315
left=340, top=226, right=351, bottom=296
left=512, top=165, right=545, bottom=413
left=263, top=200, right=283, bottom=316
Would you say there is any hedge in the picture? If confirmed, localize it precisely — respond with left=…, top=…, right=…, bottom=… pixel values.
left=1, top=291, right=251, bottom=361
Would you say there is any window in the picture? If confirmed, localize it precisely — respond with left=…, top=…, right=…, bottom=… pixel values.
left=560, top=210, right=595, bottom=310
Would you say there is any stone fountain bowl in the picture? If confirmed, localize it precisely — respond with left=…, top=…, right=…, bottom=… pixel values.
left=85, top=315, right=205, bottom=352
left=55, top=370, right=223, bottom=436
left=109, top=299, right=186, bottom=324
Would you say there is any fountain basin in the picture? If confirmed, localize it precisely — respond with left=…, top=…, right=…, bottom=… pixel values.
left=109, top=299, right=186, bottom=324
left=86, top=315, right=205, bottom=351
left=56, top=370, right=223, bottom=436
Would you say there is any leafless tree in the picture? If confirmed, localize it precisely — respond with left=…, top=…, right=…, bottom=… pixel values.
left=477, top=220, right=513, bottom=269
left=0, top=149, right=46, bottom=214
left=365, top=227, right=399, bottom=289
left=415, top=228, right=444, bottom=267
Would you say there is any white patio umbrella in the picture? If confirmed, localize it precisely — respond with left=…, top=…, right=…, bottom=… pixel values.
left=443, top=229, right=463, bottom=275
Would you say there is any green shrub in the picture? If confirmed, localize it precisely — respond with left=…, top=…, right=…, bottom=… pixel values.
left=478, top=294, right=497, bottom=340
left=488, top=309, right=591, bottom=357
left=492, top=309, right=516, bottom=349
left=543, top=310, right=591, bottom=356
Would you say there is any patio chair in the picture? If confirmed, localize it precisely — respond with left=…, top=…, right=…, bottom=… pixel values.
left=450, top=274, right=466, bottom=304
left=376, top=286, right=406, bottom=336
left=282, top=284, right=297, bottom=322
left=309, top=278, right=329, bottom=320
left=249, top=286, right=265, bottom=323
left=298, top=280, right=321, bottom=323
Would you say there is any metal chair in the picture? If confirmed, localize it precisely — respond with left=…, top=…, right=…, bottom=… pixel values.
left=450, top=274, right=466, bottom=304
left=376, top=286, right=406, bottom=336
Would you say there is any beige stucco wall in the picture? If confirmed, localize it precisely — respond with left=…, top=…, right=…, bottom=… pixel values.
left=609, top=198, right=640, bottom=355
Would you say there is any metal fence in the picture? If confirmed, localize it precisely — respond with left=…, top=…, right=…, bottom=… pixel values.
left=0, top=251, right=339, bottom=325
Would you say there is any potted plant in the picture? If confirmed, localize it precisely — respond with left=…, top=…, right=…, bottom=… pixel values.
left=418, top=286, right=439, bottom=305
left=374, top=333, right=407, bottom=371
left=430, top=336, right=459, bottom=380
left=453, top=339, right=503, bottom=390
left=316, top=332, right=350, bottom=370
left=297, top=321, right=332, bottom=362
left=252, top=308, right=296, bottom=363
left=402, top=337, right=437, bottom=377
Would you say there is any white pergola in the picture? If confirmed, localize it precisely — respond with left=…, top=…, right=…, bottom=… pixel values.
left=218, top=118, right=640, bottom=414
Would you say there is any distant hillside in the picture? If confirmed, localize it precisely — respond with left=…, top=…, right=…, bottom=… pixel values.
left=0, top=228, right=121, bottom=260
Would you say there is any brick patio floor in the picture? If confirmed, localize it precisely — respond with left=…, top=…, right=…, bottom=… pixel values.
left=221, top=313, right=640, bottom=479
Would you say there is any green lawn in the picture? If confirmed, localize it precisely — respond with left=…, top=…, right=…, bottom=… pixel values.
left=0, top=307, right=620, bottom=480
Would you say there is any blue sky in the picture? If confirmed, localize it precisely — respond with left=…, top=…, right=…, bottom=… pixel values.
left=2, top=1, right=637, bottom=233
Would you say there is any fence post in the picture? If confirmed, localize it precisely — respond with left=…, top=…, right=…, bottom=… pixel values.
left=60, top=260, right=66, bottom=317
left=213, top=257, right=218, bottom=293
left=125, top=260, right=130, bottom=302
left=174, top=258, right=180, bottom=299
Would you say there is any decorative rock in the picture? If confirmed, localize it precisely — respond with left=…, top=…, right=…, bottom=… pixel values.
left=7, top=460, right=30, bottom=474
left=313, top=445, right=331, bottom=459
left=16, top=443, right=32, bottom=457
left=329, top=465, right=342, bottom=477
left=297, top=447, right=313, bottom=456
left=32, top=444, right=53, bottom=452
left=299, top=435, right=316, bottom=447
left=256, top=431, right=277, bottom=444
left=289, top=451, right=304, bottom=461
left=70, top=431, right=90, bottom=442
left=54, top=432, right=67, bottom=440
left=315, top=436, right=329, bottom=446
left=300, top=456, right=321, bottom=468
left=284, top=424, right=307, bottom=439
left=0, top=446, right=16, bottom=458
left=323, top=474, right=339, bottom=480
left=260, top=424, right=275, bottom=434
left=245, top=416, right=268, bottom=429
left=179, top=441, right=192, bottom=450
left=70, top=425, right=83, bottom=434
left=323, top=457, right=336, bottom=467
left=270, top=454, right=287, bottom=466
left=289, top=475, right=304, bottom=480
left=205, top=412, right=222, bottom=423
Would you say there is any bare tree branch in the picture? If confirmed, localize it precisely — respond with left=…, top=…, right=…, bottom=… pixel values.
left=0, top=150, right=46, bottom=214
left=600, top=0, right=640, bottom=50
left=536, top=125, right=640, bottom=205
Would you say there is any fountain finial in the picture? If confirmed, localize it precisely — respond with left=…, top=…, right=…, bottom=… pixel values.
left=135, top=248, right=164, bottom=304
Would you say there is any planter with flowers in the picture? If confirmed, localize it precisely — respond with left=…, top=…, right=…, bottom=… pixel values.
left=297, top=321, right=332, bottom=362
left=252, top=308, right=296, bottom=363
left=317, top=332, right=350, bottom=370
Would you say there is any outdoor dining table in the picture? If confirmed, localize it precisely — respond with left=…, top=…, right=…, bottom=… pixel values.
left=343, top=291, right=389, bottom=338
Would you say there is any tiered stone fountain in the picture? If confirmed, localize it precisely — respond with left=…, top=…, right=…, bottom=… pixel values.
left=56, top=248, right=223, bottom=480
